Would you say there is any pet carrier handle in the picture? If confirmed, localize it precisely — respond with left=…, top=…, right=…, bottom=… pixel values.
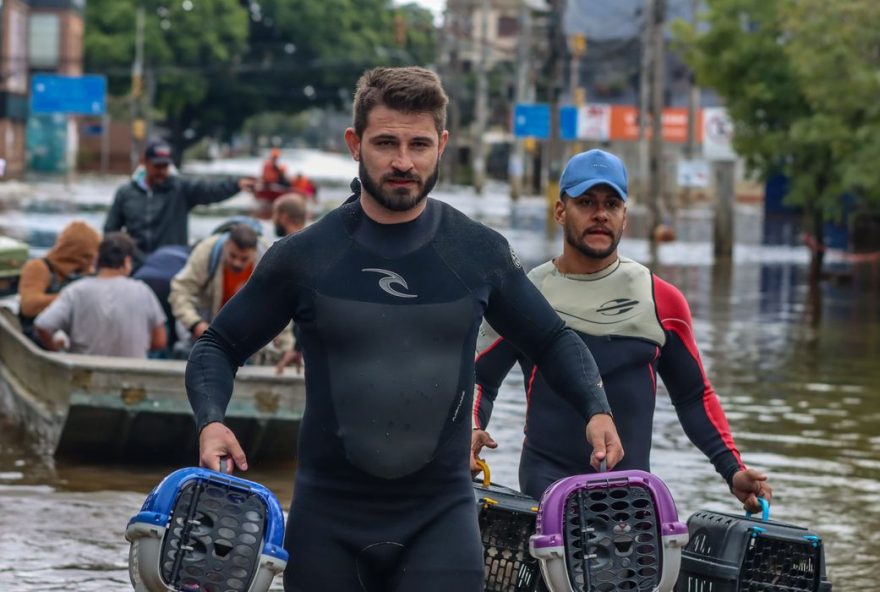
left=745, top=496, right=770, bottom=522
left=599, top=458, right=607, bottom=473
left=475, top=458, right=491, bottom=487
left=218, top=456, right=230, bottom=475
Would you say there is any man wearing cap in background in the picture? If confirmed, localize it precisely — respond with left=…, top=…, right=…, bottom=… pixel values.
left=471, top=148, right=773, bottom=512
left=104, top=140, right=256, bottom=259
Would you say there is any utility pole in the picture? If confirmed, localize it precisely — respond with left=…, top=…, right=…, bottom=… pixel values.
left=130, top=3, right=146, bottom=169
left=440, top=8, right=460, bottom=185
left=472, top=0, right=491, bottom=195
left=638, top=0, right=652, bottom=205
left=569, top=32, right=587, bottom=152
left=683, top=0, right=700, bottom=207
left=713, top=159, right=735, bottom=259
left=545, top=0, right=568, bottom=237
left=648, top=0, right=666, bottom=246
left=509, top=0, right=532, bottom=200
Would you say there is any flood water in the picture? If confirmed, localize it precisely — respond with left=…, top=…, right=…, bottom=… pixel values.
left=1, top=176, right=879, bottom=590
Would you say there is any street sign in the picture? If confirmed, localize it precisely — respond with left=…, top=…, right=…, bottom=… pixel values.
left=702, top=106, right=736, bottom=161
left=31, top=74, right=106, bottom=115
left=577, top=103, right=612, bottom=140
left=513, top=103, right=550, bottom=139
left=559, top=105, right=578, bottom=140
left=677, top=158, right=710, bottom=188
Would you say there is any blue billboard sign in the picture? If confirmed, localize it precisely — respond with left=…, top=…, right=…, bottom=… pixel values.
left=31, top=74, right=106, bottom=115
left=559, top=105, right=579, bottom=140
left=513, top=103, right=550, bottom=139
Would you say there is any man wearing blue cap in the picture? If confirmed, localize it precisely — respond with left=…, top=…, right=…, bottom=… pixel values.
left=471, top=149, right=773, bottom=512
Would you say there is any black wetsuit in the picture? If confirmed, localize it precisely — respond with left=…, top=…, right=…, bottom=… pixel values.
left=185, top=196, right=611, bottom=592
left=474, top=257, right=746, bottom=500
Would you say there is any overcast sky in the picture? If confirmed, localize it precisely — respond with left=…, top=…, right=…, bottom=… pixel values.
left=397, top=0, right=446, bottom=22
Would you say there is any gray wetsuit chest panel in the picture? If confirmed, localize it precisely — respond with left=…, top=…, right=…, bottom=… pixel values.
left=315, top=292, right=475, bottom=479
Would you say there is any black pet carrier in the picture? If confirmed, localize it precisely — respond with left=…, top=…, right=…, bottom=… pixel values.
left=675, top=499, right=832, bottom=592
left=473, top=459, right=545, bottom=592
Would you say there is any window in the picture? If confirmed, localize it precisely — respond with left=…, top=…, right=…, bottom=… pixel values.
left=29, top=14, right=61, bottom=70
left=497, top=16, right=518, bottom=38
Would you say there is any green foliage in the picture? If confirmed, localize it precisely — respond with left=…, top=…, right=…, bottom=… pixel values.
left=85, top=0, right=249, bottom=115
left=673, top=0, right=880, bottom=219
left=243, top=0, right=436, bottom=111
left=84, top=0, right=438, bottom=155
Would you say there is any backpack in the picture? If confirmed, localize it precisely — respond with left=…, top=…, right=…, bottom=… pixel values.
left=206, top=216, right=264, bottom=278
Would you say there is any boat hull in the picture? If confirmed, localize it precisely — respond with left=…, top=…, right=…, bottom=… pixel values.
left=0, top=309, right=305, bottom=462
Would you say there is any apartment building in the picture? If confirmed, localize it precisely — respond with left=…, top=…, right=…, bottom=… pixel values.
left=0, top=0, right=84, bottom=177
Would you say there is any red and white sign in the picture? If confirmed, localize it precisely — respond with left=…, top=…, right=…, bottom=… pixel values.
left=577, top=104, right=612, bottom=141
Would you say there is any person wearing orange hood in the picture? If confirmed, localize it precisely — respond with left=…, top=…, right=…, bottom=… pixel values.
left=18, top=220, right=101, bottom=343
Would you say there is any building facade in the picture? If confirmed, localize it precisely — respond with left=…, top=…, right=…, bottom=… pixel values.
left=0, top=0, right=84, bottom=178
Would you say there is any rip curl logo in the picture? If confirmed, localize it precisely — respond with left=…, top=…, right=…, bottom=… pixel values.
left=362, top=268, right=418, bottom=299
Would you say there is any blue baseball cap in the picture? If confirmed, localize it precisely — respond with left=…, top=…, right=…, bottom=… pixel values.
left=560, top=149, right=628, bottom=201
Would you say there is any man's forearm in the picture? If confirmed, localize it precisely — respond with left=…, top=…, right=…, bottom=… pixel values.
left=537, top=328, right=611, bottom=420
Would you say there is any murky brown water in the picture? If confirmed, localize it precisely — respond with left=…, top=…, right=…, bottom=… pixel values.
left=1, top=187, right=879, bottom=590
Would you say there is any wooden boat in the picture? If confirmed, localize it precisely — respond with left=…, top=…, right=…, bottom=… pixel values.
left=0, top=308, right=305, bottom=462
left=0, top=236, right=28, bottom=297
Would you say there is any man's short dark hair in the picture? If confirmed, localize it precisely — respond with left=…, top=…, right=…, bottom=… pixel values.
left=273, top=193, right=308, bottom=226
left=352, top=67, right=448, bottom=137
left=228, top=224, right=259, bottom=250
left=98, top=232, right=136, bottom=269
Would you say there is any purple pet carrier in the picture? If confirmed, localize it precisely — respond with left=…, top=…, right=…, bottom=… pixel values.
left=530, top=467, right=688, bottom=592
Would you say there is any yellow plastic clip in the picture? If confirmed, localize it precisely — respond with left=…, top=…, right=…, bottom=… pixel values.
left=474, top=458, right=491, bottom=487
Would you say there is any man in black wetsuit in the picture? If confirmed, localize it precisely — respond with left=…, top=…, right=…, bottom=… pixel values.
left=186, top=67, right=623, bottom=592
left=471, top=149, right=772, bottom=512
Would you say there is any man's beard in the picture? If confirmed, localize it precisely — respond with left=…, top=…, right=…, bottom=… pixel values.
left=358, top=157, right=440, bottom=212
left=274, top=222, right=287, bottom=237
left=564, top=223, right=623, bottom=260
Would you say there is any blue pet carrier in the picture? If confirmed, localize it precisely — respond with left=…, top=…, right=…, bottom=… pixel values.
left=125, top=464, right=288, bottom=592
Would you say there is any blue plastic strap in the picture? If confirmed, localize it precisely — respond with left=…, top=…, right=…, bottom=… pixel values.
left=745, top=496, right=770, bottom=522
left=803, top=534, right=821, bottom=547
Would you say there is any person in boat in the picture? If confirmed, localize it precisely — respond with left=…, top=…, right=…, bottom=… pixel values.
left=272, top=192, right=309, bottom=239
left=470, top=149, right=773, bottom=512
left=132, top=244, right=191, bottom=357
left=168, top=222, right=293, bottom=363
left=185, top=66, right=623, bottom=592
left=104, top=140, right=255, bottom=259
left=261, top=147, right=291, bottom=190
left=18, top=220, right=101, bottom=345
left=33, top=232, right=167, bottom=357
left=289, top=171, right=317, bottom=202
left=270, top=193, right=310, bottom=374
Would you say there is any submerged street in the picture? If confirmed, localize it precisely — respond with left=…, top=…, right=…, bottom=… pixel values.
left=0, top=171, right=878, bottom=589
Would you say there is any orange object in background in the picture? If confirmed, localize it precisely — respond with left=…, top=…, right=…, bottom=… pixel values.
left=608, top=105, right=703, bottom=143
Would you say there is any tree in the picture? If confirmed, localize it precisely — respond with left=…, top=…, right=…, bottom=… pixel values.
left=240, top=0, right=437, bottom=114
left=85, top=0, right=250, bottom=163
left=673, top=0, right=880, bottom=278
left=85, top=0, right=438, bottom=162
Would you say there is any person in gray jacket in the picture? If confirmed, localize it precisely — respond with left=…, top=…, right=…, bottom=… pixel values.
left=104, top=140, right=255, bottom=256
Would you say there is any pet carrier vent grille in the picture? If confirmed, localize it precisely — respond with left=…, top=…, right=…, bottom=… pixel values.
left=479, top=500, right=541, bottom=591
left=563, top=483, right=661, bottom=591
left=739, top=535, right=820, bottom=591
left=160, top=480, right=266, bottom=592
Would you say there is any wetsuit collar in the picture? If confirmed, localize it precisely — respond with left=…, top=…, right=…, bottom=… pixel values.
left=350, top=198, right=440, bottom=258
left=551, top=256, right=621, bottom=281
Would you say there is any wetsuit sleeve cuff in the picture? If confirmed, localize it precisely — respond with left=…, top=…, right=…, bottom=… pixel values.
left=196, top=411, right=226, bottom=435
